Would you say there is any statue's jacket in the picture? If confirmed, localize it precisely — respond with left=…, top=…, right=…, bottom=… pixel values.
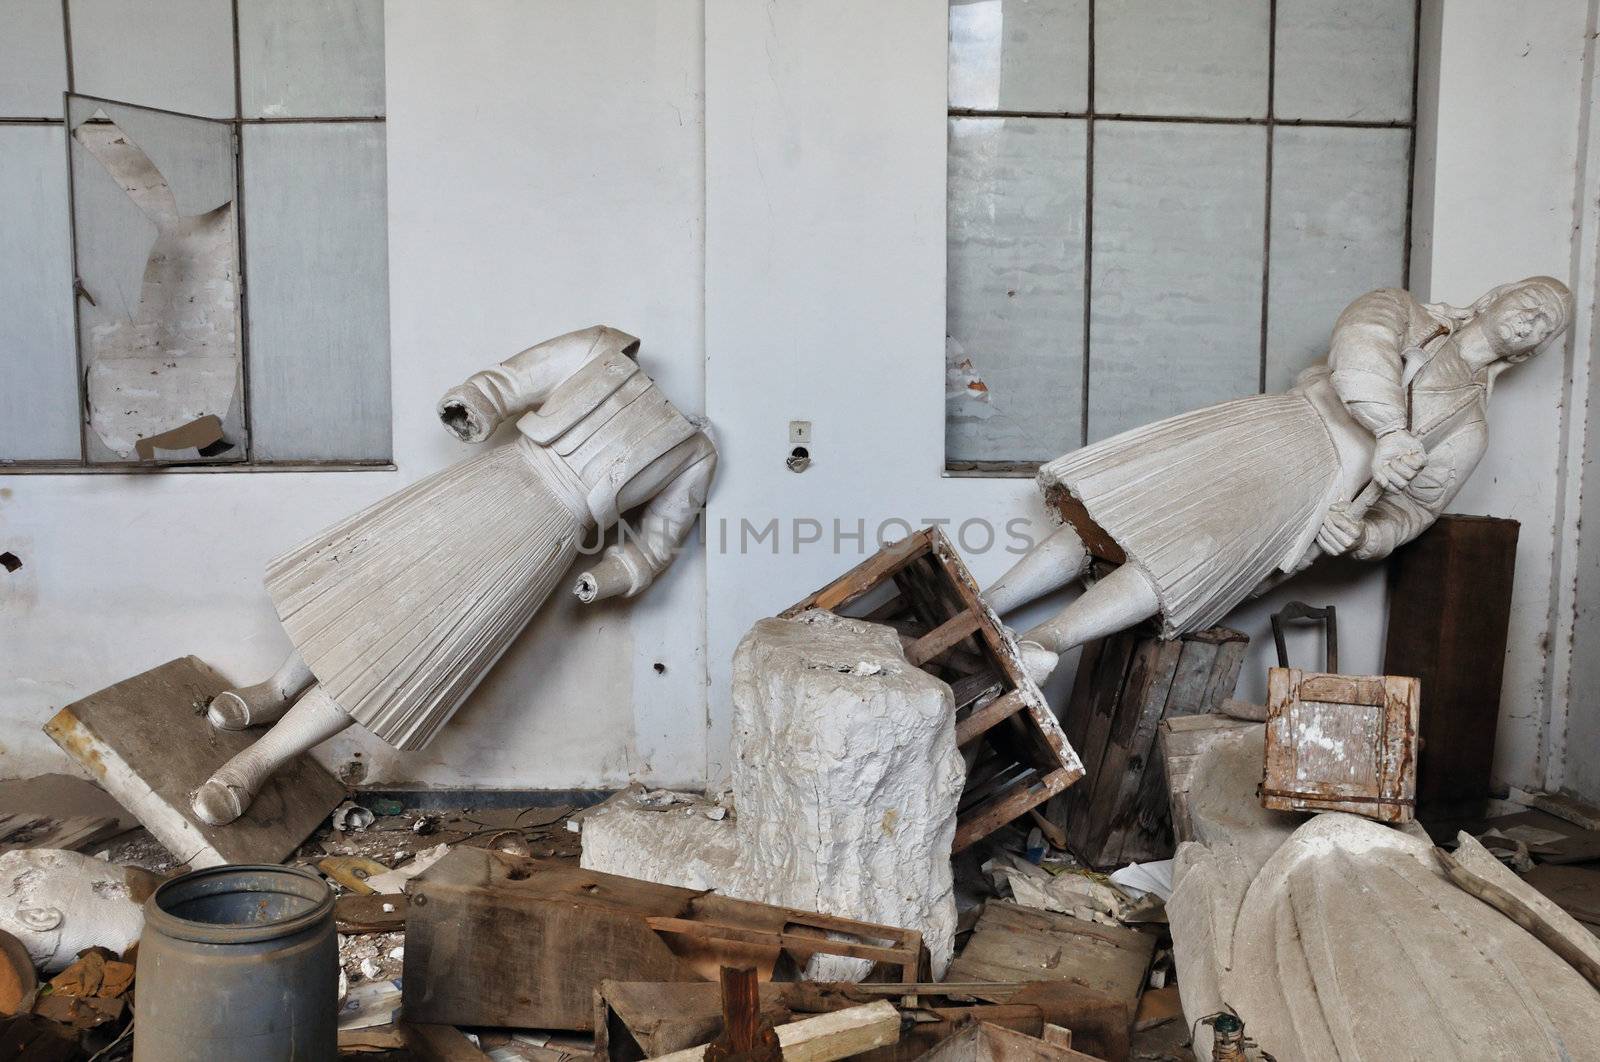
left=1040, top=288, right=1484, bottom=639
left=261, top=326, right=716, bottom=751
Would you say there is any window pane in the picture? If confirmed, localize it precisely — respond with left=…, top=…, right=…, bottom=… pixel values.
left=1266, top=126, right=1410, bottom=392
left=68, top=0, right=236, bottom=119
left=242, top=122, right=391, bottom=462
left=947, top=117, right=1087, bottom=464
left=1089, top=121, right=1266, bottom=442
left=949, top=0, right=1089, bottom=114
left=68, top=96, right=246, bottom=464
left=1095, top=0, right=1270, bottom=119
left=1275, top=0, right=1415, bottom=122
left=0, top=126, right=78, bottom=461
left=238, top=0, right=385, bottom=119
left=0, top=2, right=67, bottom=119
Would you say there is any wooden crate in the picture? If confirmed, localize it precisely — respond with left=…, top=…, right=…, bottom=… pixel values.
left=781, top=528, right=1083, bottom=852
left=1384, top=514, right=1518, bottom=818
left=402, top=848, right=925, bottom=1031
left=1047, top=625, right=1248, bottom=868
left=1261, top=668, right=1420, bottom=823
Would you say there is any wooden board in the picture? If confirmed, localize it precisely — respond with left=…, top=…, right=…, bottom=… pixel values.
left=781, top=528, right=1083, bottom=851
left=1384, top=515, right=1518, bottom=818
left=914, top=1021, right=1101, bottom=1062
left=1261, top=666, right=1419, bottom=823
left=43, top=656, right=346, bottom=867
left=1050, top=625, right=1248, bottom=867
left=403, top=848, right=924, bottom=1031
left=598, top=980, right=1131, bottom=1062
left=651, top=1001, right=901, bottom=1062
left=944, top=902, right=1154, bottom=1026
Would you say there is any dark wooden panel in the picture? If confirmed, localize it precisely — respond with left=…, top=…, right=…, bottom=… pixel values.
left=1383, top=514, right=1519, bottom=817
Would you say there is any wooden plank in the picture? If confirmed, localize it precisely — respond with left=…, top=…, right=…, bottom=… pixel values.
left=954, top=769, right=1074, bottom=853
left=906, top=610, right=983, bottom=667
left=405, top=849, right=923, bottom=1031
left=782, top=531, right=932, bottom=616
left=43, top=656, right=345, bottom=867
left=335, top=892, right=407, bottom=934
left=945, top=902, right=1154, bottom=1019
left=956, top=690, right=1027, bottom=746
left=1384, top=515, right=1518, bottom=817
left=650, top=1002, right=901, bottom=1062
left=645, top=917, right=917, bottom=972
left=916, top=1022, right=1101, bottom=1062
left=403, top=1023, right=492, bottom=1061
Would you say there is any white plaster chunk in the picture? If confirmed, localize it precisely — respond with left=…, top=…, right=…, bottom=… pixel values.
left=0, top=850, right=144, bottom=972
left=579, top=795, right=738, bottom=892
left=580, top=610, right=964, bottom=980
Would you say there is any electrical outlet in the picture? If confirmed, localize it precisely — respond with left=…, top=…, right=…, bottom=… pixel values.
left=789, top=420, right=812, bottom=444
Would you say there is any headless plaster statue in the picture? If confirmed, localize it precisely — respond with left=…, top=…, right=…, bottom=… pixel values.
left=193, top=326, right=717, bottom=824
left=984, top=277, right=1574, bottom=681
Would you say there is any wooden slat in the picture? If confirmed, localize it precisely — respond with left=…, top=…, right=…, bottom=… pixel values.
left=645, top=918, right=915, bottom=971
left=955, top=690, right=1026, bottom=746
left=905, top=609, right=982, bottom=667
left=403, top=1023, right=491, bottom=1061
left=954, top=769, right=1074, bottom=853
left=782, top=531, right=932, bottom=616
left=649, top=1001, right=901, bottom=1062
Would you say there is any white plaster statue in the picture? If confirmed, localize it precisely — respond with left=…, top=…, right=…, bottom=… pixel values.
left=983, top=278, right=1574, bottom=681
left=192, top=326, right=717, bottom=824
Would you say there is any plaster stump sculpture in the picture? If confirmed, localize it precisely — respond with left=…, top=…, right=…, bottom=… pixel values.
left=192, top=326, right=717, bottom=825
left=581, top=610, right=965, bottom=979
left=983, top=278, right=1575, bottom=681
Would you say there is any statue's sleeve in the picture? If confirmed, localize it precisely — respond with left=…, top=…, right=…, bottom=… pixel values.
left=1351, top=423, right=1485, bottom=560
left=577, top=432, right=718, bottom=600
left=1328, top=289, right=1414, bottom=437
left=436, top=326, right=639, bottom=442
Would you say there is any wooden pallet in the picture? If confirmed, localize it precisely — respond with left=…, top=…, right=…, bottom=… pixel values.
left=781, top=528, right=1083, bottom=852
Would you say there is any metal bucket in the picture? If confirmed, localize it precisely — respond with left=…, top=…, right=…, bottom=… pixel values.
left=134, top=864, right=337, bottom=1061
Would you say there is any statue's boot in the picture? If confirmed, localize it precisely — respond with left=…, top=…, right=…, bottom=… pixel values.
left=192, top=684, right=354, bottom=825
left=206, top=653, right=314, bottom=730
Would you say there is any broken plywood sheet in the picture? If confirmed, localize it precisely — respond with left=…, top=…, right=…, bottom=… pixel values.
left=44, top=655, right=344, bottom=867
left=945, top=902, right=1153, bottom=1027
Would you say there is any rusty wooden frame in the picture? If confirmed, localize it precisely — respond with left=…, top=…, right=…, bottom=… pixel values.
left=781, top=527, right=1084, bottom=851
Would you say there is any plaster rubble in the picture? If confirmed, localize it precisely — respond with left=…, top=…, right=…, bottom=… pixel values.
left=581, top=609, right=963, bottom=979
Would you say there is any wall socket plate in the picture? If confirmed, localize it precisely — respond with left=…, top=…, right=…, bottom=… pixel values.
left=789, top=420, right=812, bottom=444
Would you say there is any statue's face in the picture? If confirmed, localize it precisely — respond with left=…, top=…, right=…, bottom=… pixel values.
left=1485, top=285, right=1564, bottom=362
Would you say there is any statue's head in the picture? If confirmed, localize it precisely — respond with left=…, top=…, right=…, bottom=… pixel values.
left=1474, top=276, right=1574, bottom=364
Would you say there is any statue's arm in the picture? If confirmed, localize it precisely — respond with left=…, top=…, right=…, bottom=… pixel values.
left=435, top=326, right=640, bottom=442
left=1350, top=426, right=1484, bottom=561
left=1327, top=288, right=1413, bottom=435
left=574, top=432, right=718, bottom=603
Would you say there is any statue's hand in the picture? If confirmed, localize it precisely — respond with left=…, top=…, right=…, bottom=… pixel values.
left=1371, top=429, right=1427, bottom=492
left=1316, top=503, right=1366, bottom=557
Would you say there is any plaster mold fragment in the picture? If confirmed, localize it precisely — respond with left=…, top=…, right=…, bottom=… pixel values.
left=0, top=850, right=145, bottom=973
left=582, top=610, right=964, bottom=979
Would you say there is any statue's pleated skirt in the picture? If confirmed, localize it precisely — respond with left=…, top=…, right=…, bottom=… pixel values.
left=264, top=443, right=583, bottom=751
left=1039, top=393, right=1341, bottom=638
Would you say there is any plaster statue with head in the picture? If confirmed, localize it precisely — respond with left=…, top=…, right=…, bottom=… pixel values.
left=191, top=326, right=717, bottom=825
left=984, top=277, right=1575, bottom=681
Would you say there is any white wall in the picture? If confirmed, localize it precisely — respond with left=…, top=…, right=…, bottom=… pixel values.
left=4, top=0, right=1596, bottom=799
left=0, top=0, right=710, bottom=790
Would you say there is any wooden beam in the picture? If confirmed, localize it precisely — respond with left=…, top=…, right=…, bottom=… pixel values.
left=403, top=1023, right=492, bottom=1061
left=905, top=610, right=983, bottom=667
left=645, top=917, right=915, bottom=971
left=955, top=690, right=1026, bottom=746
left=954, top=769, right=1074, bottom=853
left=648, top=1001, right=901, bottom=1062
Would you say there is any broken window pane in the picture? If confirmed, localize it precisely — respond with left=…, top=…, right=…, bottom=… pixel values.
left=68, top=95, right=246, bottom=464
